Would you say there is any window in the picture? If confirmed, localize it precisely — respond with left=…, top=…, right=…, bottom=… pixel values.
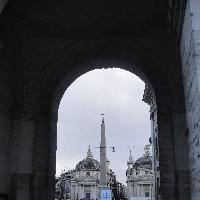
left=86, top=193, right=91, bottom=200
left=145, top=192, right=149, bottom=197
left=86, top=172, right=90, bottom=176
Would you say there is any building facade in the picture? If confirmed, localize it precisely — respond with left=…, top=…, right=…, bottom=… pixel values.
left=126, top=145, right=154, bottom=200
left=55, top=146, right=126, bottom=200
left=143, top=84, right=160, bottom=199
left=56, top=146, right=100, bottom=200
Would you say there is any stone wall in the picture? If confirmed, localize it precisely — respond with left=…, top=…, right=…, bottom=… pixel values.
left=0, top=0, right=7, bottom=14
left=181, top=0, right=200, bottom=199
left=0, top=43, right=15, bottom=197
left=0, top=112, right=11, bottom=196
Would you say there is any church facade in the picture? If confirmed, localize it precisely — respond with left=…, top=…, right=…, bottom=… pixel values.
left=56, top=118, right=126, bottom=200
left=55, top=146, right=126, bottom=200
left=55, top=146, right=100, bottom=200
left=126, top=145, right=154, bottom=200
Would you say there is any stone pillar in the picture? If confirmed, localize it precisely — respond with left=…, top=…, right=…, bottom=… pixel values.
left=142, top=184, right=144, bottom=197
left=157, top=112, right=176, bottom=200
left=150, top=110, right=157, bottom=199
left=143, top=85, right=177, bottom=200
left=134, top=183, right=136, bottom=197
left=137, top=184, right=139, bottom=197
left=9, top=118, right=34, bottom=200
left=172, top=112, right=191, bottom=200
left=181, top=0, right=200, bottom=199
left=82, top=185, right=85, bottom=199
left=78, top=184, right=81, bottom=199
left=138, top=184, right=140, bottom=196
left=150, top=184, right=152, bottom=198
left=0, top=112, right=11, bottom=198
left=33, top=116, right=56, bottom=200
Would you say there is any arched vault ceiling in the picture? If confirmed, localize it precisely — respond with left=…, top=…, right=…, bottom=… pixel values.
left=11, top=0, right=168, bottom=34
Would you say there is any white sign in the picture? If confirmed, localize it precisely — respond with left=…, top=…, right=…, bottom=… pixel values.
left=100, top=189, right=112, bottom=200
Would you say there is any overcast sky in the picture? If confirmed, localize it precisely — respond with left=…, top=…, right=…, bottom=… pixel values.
left=56, top=68, right=151, bottom=185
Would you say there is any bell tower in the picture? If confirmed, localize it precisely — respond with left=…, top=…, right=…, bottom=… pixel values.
left=126, top=150, right=134, bottom=199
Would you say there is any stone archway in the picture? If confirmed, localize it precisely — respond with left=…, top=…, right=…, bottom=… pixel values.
left=28, top=39, right=190, bottom=200
left=0, top=1, right=195, bottom=199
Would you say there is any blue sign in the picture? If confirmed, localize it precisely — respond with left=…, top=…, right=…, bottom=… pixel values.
left=100, top=189, right=112, bottom=200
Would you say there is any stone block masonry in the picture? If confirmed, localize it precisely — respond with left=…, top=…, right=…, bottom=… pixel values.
left=181, top=0, right=200, bottom=199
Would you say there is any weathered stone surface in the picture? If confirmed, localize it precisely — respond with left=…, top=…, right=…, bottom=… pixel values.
left=181, top=0, right=200, bottom=199
left=0, top=113, right=11, bottom=195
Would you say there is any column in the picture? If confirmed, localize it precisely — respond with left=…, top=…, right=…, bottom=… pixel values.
left=0, top=112, right=11, bottom=198
left=9, top=119, right=34, bottom=200
left=181, top=0, right=200, bottom=199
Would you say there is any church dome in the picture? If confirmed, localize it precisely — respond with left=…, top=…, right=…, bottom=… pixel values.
left=76, top=158, right=100, bottom=171
left=133, top=144, right=152, bottom=168
left=75, top=146, right=100, bottom=171
left=134, top=155, right=152, bottom=168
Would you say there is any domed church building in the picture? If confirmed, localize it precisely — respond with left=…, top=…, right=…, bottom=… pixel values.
left=55, top=146, right=100, bottom=200
left=56, top=118, right=127, bottom=200
left=126, top=144, right=154, bottom=200
left=55, top=146, right=126, bottom=200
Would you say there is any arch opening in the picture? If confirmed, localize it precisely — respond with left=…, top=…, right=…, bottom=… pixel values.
left=45, top=56, right=164, bottom=200
left=32, top=54, right=189, bottom=200
left=55, top=68, right=153, bottom=200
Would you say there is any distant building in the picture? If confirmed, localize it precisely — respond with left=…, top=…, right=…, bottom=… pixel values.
left=143, top=84, right=160, bottom=199
left=55, top=146, right=126, bottom=200
left=126, top=144, right=154, bottom=200
left=55, top=146, right=100, bottom=200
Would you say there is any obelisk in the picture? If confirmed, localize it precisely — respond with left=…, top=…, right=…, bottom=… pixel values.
left=100, top=116, right=107, bottom=188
